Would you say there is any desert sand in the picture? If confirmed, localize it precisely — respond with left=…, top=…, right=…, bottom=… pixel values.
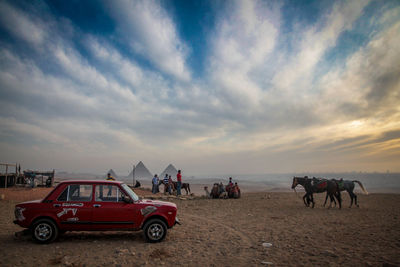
left=0, top=186, right=399, bottom=267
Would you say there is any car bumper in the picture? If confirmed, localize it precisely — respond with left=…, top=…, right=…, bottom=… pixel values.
left=175, top=216, right=181, bottom=225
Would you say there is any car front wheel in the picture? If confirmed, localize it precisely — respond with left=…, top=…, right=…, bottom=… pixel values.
left=143, top=218, right=167, bottom=243
left=31, top=219, right=58, bottom=244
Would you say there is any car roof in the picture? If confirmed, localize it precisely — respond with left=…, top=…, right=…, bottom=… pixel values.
left=58, top=180, right=124, bottom=185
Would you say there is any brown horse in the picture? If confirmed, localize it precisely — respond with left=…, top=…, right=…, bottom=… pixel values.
left=292, top=176, right=341, bottom=209
left=172, top=181, right=191, bottom=195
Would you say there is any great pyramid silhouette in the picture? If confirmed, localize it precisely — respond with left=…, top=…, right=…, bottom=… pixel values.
left=132, top=161, right=153, bottom=179
left=160, top=164, right=178, bottom=178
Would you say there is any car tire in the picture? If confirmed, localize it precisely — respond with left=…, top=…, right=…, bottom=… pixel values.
left=31, top=218, right=58, bottom=244
left=143, top=218, right=167, bottom=243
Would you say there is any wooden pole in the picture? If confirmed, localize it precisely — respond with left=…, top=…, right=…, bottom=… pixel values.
left=5, top=165, right=8, bottom=189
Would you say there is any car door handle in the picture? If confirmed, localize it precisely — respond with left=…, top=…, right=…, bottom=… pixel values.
left=93, top=204, right=101, bottom=208
left=53, top=204, right=61, bottom=207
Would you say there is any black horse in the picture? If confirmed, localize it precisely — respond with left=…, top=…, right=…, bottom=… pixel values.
left=291, top=176, right=341, bottom=209
left=331, top=179, right=368, bottom=207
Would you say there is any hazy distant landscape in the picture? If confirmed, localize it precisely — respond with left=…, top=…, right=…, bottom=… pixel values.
left=55, top=171, right=400, bottom=193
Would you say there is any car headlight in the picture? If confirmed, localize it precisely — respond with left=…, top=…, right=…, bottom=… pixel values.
left=15, top=207, right=26, bottom=221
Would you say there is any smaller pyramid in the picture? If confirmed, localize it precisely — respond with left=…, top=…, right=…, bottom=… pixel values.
left=134, top=161, right=153, bottom=179
left=160, top=164, right=178, bottom=179
left=106, top=169, right=118, bottom=179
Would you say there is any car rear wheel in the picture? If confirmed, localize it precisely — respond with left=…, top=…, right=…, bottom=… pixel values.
left=31, top=219, right=58, bottom=244
left=143, top=218, right=167, bottom=243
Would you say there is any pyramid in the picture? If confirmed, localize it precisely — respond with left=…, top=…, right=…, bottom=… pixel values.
left=133, top=161, right=153, bottom=180
left=106, top=169, right=118, bottom=179
left=160, top=164, right=178, bottom=179
left=126, top=165, right=136, bottom=184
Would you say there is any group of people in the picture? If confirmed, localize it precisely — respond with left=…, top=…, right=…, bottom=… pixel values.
left=226, top=177, right=241, bottom=198
left=206, top=177, right=241, bottom=199
left=152, top=170, right=182, bottom=196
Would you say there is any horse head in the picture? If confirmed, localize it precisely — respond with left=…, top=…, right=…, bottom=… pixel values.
left=291, top=177, right=298, bottom=189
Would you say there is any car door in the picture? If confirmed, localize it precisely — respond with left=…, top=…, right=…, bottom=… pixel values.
left=52, top=183, right=93, bottom=230
left=91, top=184, right=136, bottom=230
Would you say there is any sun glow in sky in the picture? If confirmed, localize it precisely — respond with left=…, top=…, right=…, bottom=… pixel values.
left=0, top=0, right=399, bottom=175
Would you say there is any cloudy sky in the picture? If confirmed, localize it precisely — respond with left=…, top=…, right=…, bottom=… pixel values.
left=0, top=0, right=399, bottom=176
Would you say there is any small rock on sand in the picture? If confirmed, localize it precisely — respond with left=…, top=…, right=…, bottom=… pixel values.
left=261, top=261, right=273, bottom=265
left=262, top=242, right=273, bottom=248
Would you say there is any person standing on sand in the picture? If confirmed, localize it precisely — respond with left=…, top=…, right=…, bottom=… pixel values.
left=168, top=175, right=173, bottom=195
left=163, top=174, right=169, bottom=194
left=106, top=173, right=115, bottom=196
left=152, top=174, right=159, bottom=194
left=106, top=173, right=115, bottom=181
left=176, top=170, right=182, bottom=196
left=219, top=182, right=225, bottom=195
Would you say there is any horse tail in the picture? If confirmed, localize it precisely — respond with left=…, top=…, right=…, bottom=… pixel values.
left=353, top=180, right=369, bottom=195
left=187, top=183, right=191, bottom=193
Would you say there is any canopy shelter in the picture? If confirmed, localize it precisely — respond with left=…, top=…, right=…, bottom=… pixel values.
left=0, top=163, right=19, bottom=188
left=23, top=170, right=55, bottom=187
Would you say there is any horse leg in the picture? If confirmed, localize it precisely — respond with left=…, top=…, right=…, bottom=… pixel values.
left=327, top=194, right=333, bottom=209
left=354, top=194, right=358, bottom=207
left=336, top=191, right=342, bottom=209
left=303, top=193, right=309, bottom=207
left=311, top=194, right=315, bottom=208
left=352, top=192, right=359, bottom=207
left=349, top=191, right=353, bottom=208
left=330, top=194, right=336, bottom=208
left=323, top=193, right=328, bottom=207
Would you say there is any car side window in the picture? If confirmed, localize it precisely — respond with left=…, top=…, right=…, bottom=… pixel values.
left=57, top=184, right=93, bottom=202
left=95, top=185, right=125, bottom=202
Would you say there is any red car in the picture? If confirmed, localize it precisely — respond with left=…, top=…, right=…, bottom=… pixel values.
left=14, top=180, right=179, bottom=243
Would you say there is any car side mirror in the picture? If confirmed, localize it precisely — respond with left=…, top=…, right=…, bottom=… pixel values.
left=123, top=195, right=133, bottom=203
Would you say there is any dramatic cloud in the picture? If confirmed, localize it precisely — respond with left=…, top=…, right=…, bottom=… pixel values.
left=0, top=0, right=399, bottom=174
left=105, top=0, right=191, bottom=81
left=208, top=0, right=280, bottom=106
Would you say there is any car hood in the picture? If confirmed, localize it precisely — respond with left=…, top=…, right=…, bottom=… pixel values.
left=139, top=199, right=177, bottom=209
left=17, top=199, right=42, bottom=206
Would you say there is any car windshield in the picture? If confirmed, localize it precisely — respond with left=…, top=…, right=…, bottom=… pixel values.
left=121, top=183, right=139, bottom=202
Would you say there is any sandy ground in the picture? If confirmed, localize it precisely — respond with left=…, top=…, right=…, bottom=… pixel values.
left=0, top=187, right=399, bottom=267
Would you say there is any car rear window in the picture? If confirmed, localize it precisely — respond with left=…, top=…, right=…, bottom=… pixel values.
left=95, top=185, right=125, bottom=202
left=57, top=184, right=93, bottom=202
